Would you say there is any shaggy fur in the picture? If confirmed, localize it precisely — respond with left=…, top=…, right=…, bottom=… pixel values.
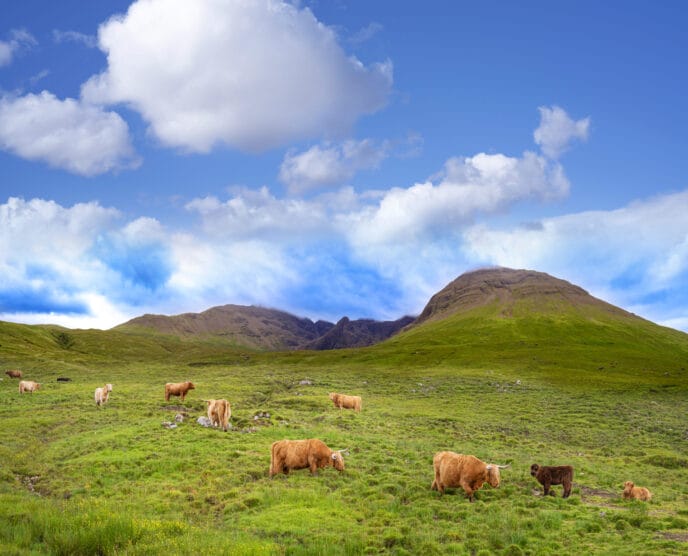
left=530, top=463, right=574, bottom=498
left=18, top=380, right=40, bottom=394
left=328, top=392, right=362, bottom=412
left=431, top=451, right=509, bottom=502
left=164, top=381, right=195, bottom=401
left=205, top=399, right=232, bottom=431
left=95, top=384, right=113, bottom=407
left=5, top=370, right=22, bottom=378
left=623, top=481, right=652, bottom=501
left=269, top=439, right=345, bottom=478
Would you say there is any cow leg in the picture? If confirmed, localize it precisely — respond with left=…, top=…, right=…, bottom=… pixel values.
left=460, top=479, right=475, bottom=502
left=181, top=393, right=186, bottom=401
left=544, top=481, right=554, bottom=496
left=563, top=480, right=572, bottom=498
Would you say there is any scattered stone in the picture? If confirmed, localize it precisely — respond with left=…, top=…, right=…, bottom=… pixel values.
left=162, top=421, right=177, bottom=429
left=197, top=417, right=212, bottom=427
left=299, top=379, right=313, bottom=386
left=56, top=377, right=72, bottom=382
left=174, top=413, right=185, bottom=423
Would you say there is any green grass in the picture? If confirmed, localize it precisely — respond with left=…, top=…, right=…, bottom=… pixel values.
left=0, top=312, right=687, bottom=554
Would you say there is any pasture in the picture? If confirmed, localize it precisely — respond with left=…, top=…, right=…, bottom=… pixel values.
left=1, top=341, right=687, bottom=555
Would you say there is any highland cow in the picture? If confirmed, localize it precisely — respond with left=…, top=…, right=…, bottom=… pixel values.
left=205, top=399, right=231, bottom=431
left=623, top=481, right=652, bottom=501
left=18, top=380, right=40, bottom=394
left=530, top=463, right=574, bottom=498
left=431, top=451, right=510, bottom=502
left=5, top=370, right=22, bottom=379
left=328, top=392, right=362, bottom=412
left=164, top=381, right=195, bottom=401
left=269, top=439, right=345, bottom=478
left=95, top=383, right=113, bottom=407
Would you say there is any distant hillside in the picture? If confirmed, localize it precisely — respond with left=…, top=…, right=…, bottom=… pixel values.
left=301, top=315, right=415, bottom=350
left=116, top=304, right=334, bottom=351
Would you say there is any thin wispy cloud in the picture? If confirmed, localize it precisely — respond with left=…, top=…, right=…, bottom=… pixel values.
left=53, top=29, right=98, bottom=49
left=0, top=29, right=36, bottom=67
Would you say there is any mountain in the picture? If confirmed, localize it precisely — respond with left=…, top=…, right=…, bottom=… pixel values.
left=116, top=304, right=335, bottom=351
left=117, top=304, right=415, bottom=351
left=301, top=315, right=415, bottom=350
left=373, top=267, right=688, bottom=380
left=413, top=267, right=635, bottom=326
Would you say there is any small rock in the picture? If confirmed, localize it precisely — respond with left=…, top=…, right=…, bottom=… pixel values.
left=162, top=422, right=177, bottom=429
left=299, top=379, right=313, bottom=386
left=197, top=417, right=212, bottom=427
left=174, top=413, right=184, bottom=423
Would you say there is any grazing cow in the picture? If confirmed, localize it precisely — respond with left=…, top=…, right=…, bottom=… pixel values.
left=205, top=399, right=232, bottom=431
left=5, top=370, right=22, bottom=379
left=18, top=380, right=40, bottom=394
left=164, top=381, right=195, bottom=402
left=328, top=392, right=362, bottom=412
left=95, top=384, right=113, bottom=407
left=530, top=464, right=574, bottom=498
left=431, top=451, right=510, bottom=502
left=269, top=439, right=346, bottom=478
left=623, top=481, right=652, bottom=501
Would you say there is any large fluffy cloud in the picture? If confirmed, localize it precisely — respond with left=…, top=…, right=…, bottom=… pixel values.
left=0, top=91, right=139, bottom=176
left=82, top=0, right=392, bottom=153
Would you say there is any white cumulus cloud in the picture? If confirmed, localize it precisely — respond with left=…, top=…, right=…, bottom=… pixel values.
left=534, top=105, right=590, bottom=159
left=279, top=139, right=389, bottom=193
left=82, top=0, right=392, bottom=153
left=348, top=151, right=570, bottom=248
left=0, top=91, right=140, bottom=176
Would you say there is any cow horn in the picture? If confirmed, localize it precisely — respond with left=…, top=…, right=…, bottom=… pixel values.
left=497, top=464, right=511, bottom=469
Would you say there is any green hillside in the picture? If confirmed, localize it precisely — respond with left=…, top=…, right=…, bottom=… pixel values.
left=1, top=269, right=687, bottom=554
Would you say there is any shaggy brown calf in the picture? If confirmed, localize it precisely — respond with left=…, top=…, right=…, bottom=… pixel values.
left=164, top=381, right=195, bottom=401
left=269, top=439, right=345, bottom=478
left=623, top=481, right=652, bottom=501
left=5, top=370, right=22, bottom=379
left=530, top=463, right=574, bottom=498
left=18, top=380, right=40, bottom=394
left=95, top=384, right=113, bottom=406
left=205, top=399, right=231, bottom=431
left=431, top=451, right=510, bottom=502
left=328, top=392, right=362, bottom=412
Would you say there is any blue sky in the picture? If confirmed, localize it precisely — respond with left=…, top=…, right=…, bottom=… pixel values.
left=1, top=0, right=687, bottom=331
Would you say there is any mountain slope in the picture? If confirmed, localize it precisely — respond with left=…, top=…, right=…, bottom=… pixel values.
left=301, top=315, right=415, bottom=350
left=116, top=304, right=334, bottom=351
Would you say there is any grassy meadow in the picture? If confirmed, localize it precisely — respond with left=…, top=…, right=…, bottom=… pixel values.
left=1, top=317, right=688, bottom=555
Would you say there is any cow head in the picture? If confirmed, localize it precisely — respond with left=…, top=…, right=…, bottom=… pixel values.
left=623, top=481, right=634, bottom=493
left=106, top=384, right=113, bottom=392
left=530, top=464, right=540, bottom=477
left=486, top=463, right=509, bottom=488
left=331, top=451, right=345, bottom=471
left=188, top=382, right=195, bottom=390
left=328, top=392, right=336, bottom=401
